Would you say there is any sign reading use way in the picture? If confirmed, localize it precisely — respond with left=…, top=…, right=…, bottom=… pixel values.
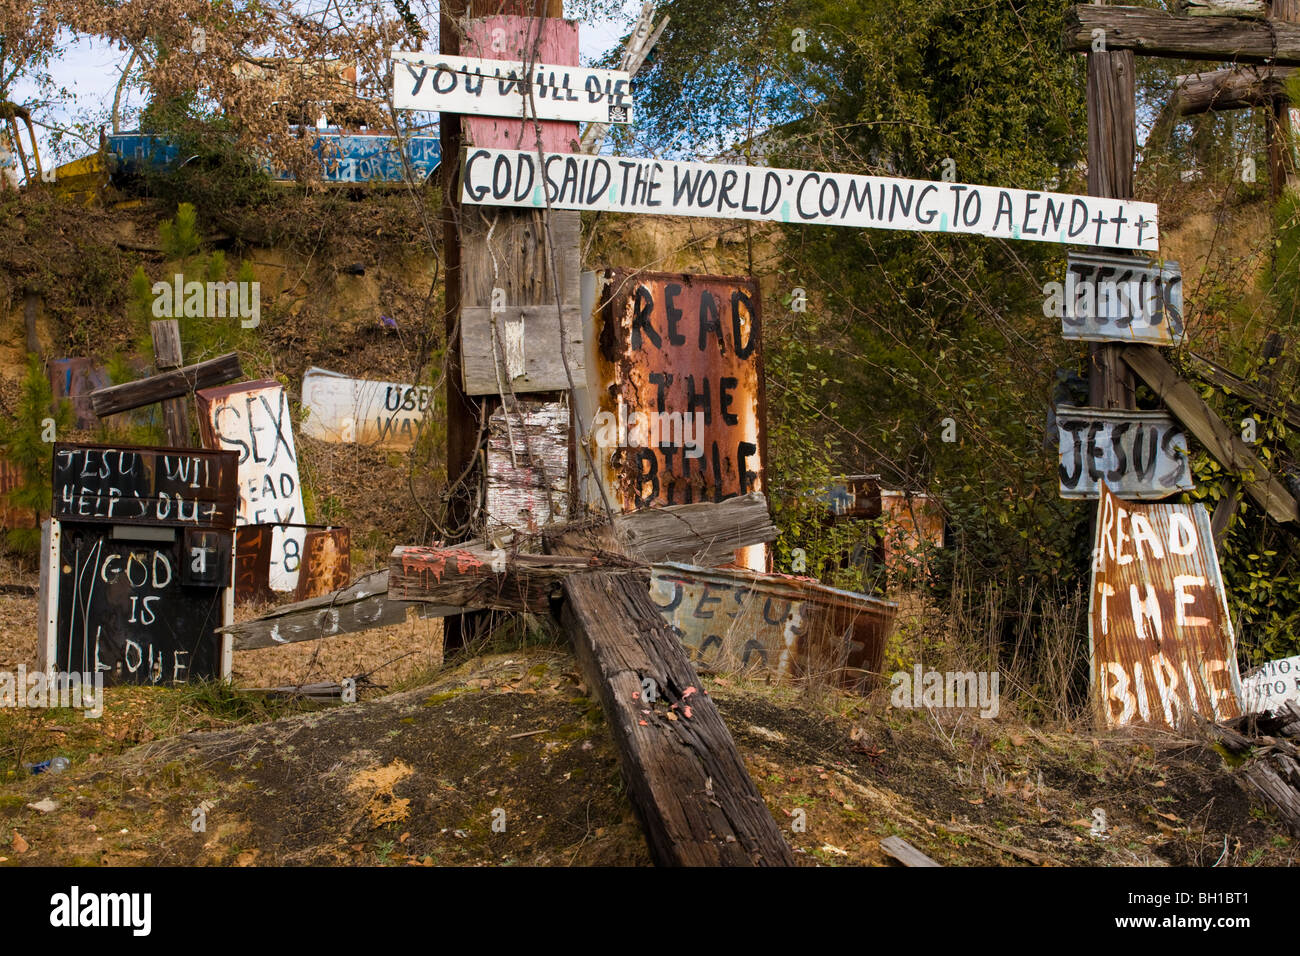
left=391, top=51, right=633, bottom=125
left=1056, top=407, right=1192, bottom=500
left=1089, top=482, right=1242, bottom=731
left=460, top=147, right=1161, bottom=250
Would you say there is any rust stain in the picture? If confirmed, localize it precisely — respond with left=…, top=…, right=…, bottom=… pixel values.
left=1090, top=481, right=1243, bottom=730
left=293, top=528, right=352, bottom=601
left=650, top=562, right=897, bottom=693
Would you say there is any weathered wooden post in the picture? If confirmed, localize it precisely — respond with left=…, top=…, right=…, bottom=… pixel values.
left=151, top=319, right=190, bottom=446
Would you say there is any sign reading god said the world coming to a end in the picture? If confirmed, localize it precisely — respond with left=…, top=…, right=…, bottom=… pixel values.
left=460, top=148, right=1161, bottom=250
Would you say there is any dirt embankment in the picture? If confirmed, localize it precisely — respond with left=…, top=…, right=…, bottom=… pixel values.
left=0, top=647, right=1292, bottom=867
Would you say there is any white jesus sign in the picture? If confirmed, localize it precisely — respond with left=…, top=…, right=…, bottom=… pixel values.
left=459, top=147, right=1160, bottom=250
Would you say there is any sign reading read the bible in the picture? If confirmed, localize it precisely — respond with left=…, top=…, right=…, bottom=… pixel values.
left=1089, top=482, right=1242, bottom=730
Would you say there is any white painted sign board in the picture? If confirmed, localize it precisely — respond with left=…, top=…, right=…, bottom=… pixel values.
left=1240, top=654, right=1300, bottom=714
left=1056, top=407, right=1193, bottom=500
left=300, top=367, right=433, bottom=451
left=391, top=51, right=633, bottom=125
left=459, top=147, right=1161, bottom=250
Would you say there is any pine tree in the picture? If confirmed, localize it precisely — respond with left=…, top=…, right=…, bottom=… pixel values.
left=1, top=354, right=73, bottom=553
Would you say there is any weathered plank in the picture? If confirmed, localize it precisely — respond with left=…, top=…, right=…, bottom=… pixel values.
left=151, top=319, right=190, bottom=446
left=91, top=352, right=243, bottom=417
left=543, top=492, right=778, bottom=566
left=461, top=305, right=584, bottom=395
left=1064, top=6, right=1300, bottom=64
left=1121, top=345, right=1300, bottom=526
left=1186, top=349, right=1300, bottom=431
left=1175, top=0, right=1269, bottom=17
left=880, top=835, right=941, bottom=867
left=561, top=569, right=796, bottom=866
left=218, top=570, right=452, bottom=650
left=1173, top=67, right=1295, bottom=115
left=389, top=543, right=611, bottom=611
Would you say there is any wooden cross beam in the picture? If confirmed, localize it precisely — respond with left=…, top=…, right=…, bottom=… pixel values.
left=89, top=352, right=243, bottom=418
left=1171, top=67, right=1297, bottom=116
left=1064, top=6, right=1300, bottom=64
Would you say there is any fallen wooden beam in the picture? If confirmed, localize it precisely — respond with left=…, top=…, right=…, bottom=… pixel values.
left=1175, top=0, right=1268, bottom=18
left=1120, top=345, right=1299, bottom=527
left=880, top=835, right=941, bottom=867
left=562, top=569, right=796, bottom=866
left=218, top=570, right=453, bottom=650
left=389, top=544, right=612, bottom=611
left=1185, top=350, right=1300, bottom=431
left=1172, top=67, right=1295, bottom=115
left=543, top=492, right=777, bottom=565
left=393, top=494, right=778, bottom=609
left=1063, top=6, right=1300, bottom=65
left=90, top=352, right=243, bottom=418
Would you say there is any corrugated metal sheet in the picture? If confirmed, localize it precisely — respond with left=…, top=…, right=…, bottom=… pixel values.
left=234, top=525, right=274, bottom=605
left=585, top=270, right=766, bottom=568
left=1240, top=654, right=1300, bottom=714
left=815, top=475, right=883, bottom=520
left=49, top=357, right=109, bottom=429
left=1089, top=481, right=1243, bottom=730
left=300, top=367, right=434, bottom=450
left=1055, top=406, right=1193, bottom=500
left=1062, top=251, right=1183, bottom=345
left=196, top=380, right=306, bottom=592
left=650, top=562, right=897, bottom=692
left=293, top=528, right=352, bottom=600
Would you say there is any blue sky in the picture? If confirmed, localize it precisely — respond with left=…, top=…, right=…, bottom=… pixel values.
left=15, top=2, right=640, bottom=165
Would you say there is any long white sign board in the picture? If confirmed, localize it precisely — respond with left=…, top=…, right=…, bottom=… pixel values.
left=460, top=148, right=1160, bottom=250
left=391, top=51, right=633, bottom=125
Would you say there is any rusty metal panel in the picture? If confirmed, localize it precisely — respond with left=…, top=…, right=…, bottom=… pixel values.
left=880, top=490, right=944, bottom=583
left=586, top=270, right=765, bottom=567
left=1089, top=481, right=1243, bottom=730
left=234, top=525, right=274, bottom=604
left=812, top=475, right=882, bottom=519
left=196, top=380, right=306, bottom=592
left=1056, top=406, right=1193, bottom=499
left=300, top=367, right=433, bottom=450
left=649, top=562, right=897, bottom=692
left=485, top=401, right=571, bottom=534
left=49, top=357, right=109, bottom=429
left=293, top=528, right=352, bottom=600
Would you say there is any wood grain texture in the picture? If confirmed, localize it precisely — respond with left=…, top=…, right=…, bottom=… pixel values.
left=1176, top=0, right=1268, bottom=17
left=219, top=570, right=452, bottom=650
left=880, top=835, right=941, bottom=867
left=389, top=542, right=617, bottom=610
left=461, top=306, right=583, bottom=394
left=151, top=319, right=189, bottom=446
left=1173, top=67, right=1295, bottom=114
left=1087, top=48, right=1138, bottom=410
left=1064, top=5, right=1300, bottom=63
left=562, top=569, right=796, bottom=866
left=90, top=352, right=243, bottom=417
left=543, top=492, right=778, bottom=566
left=1121, top=344, right=1300, bottom=526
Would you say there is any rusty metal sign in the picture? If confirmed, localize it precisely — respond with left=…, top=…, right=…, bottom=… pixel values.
left=1056, top=406, right=1192, bottom=500
left=0, top=457, right=34, bottom=530
left=196, top=380, right=306, bottom=592
left=649, top=562, right=897, bottom=692
left=880, top=490, right=944, bottom=583
left=1060, top=251, right=1184, bottom=345
left=234, top=525, right=274, bottom=604
left=588, top=271, right=765, bottom=521
left=293, top=528, right=352, bottom=600
left=300, top=367, right=434, bottom=451
left=1089, top=481, right=1242, bottom=730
